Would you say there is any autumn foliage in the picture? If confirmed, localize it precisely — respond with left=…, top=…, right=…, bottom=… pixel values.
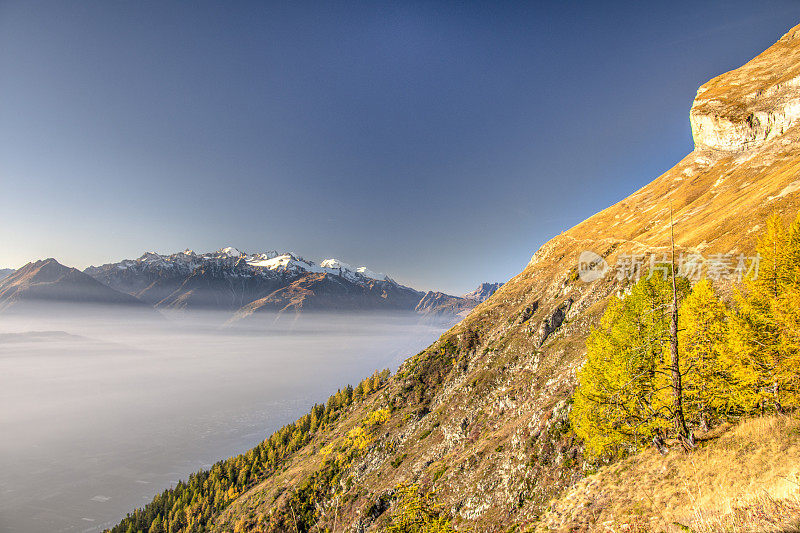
left=572, top=213, right=800, bottom=458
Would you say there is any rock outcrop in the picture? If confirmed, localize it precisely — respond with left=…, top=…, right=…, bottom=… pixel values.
left=691, top=25, right=800, bottom=151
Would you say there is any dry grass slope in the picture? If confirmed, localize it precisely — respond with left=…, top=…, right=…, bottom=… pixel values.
left=536, top=416, right=800, bottom=533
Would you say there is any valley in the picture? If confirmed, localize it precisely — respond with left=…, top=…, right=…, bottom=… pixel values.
left=0, top=309, right=445, bottom=532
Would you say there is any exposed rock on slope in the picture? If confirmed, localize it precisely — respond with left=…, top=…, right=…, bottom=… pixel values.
left=691, top=25, right=800, bottom=151
left=118, top=23, right=800, bottom=533
left=0, top=259, right=146, bottom=312
left=0, top=268, right=13, bottom=281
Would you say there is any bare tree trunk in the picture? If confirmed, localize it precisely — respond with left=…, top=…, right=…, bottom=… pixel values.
left=670, top=206, right=692, bottom=447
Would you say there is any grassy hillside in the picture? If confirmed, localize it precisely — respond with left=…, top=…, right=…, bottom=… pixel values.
left=537, top=415, right=800, bottom=533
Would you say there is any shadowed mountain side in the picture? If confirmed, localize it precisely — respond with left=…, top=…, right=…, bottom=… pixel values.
left=0, top=259, right=147, bottom=313
left=415, top=283, right=504, bottom=323
left=230, top=273, right=425, bottom=320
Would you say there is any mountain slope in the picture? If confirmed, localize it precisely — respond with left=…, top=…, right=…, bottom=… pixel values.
left=86, top=249, right=423, bottom=314
left=232, top=272, right=424, bottom=318
left=415, top=283, right=504, bottom=322
left=414, top=291, right=476, bottom=321
left=0, top=268, right=13, bottom=281
left=112, top=23, right=800, bottom=533
left=537, top=415, right=800, bottom=532
left=0, top=259, right=146, bottom=312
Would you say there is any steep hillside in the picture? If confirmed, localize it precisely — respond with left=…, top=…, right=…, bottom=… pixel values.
left=0, top=268, right=13, bottom=281
left=112, top=23, right=800, bottom=533
left=0, top=259, right=146, bottom=312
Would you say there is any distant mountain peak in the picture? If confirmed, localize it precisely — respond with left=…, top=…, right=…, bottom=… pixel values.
left=97, top=248, right=393, bottom=284
left=463, top=282, right=503, bottom=303
left=219, top=246, right=242, bottom=257
left=15, top=258, right=75, bottom=281
left=0, top=268, right=14, bottom=282
left=0, top=258, right=145, bottom=312
left=319, top=258, right=388, bottom=281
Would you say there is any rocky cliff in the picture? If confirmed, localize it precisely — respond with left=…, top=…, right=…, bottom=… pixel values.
left=691, top=25, right=800, bottom=152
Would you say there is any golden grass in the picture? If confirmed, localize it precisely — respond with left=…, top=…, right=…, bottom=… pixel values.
left=690, top=491, right=800, bottom=533
left=535, top=415, right=800, bottom=532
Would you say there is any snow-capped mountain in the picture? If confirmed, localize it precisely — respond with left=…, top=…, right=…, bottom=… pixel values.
left=84, top=247, right=421, bottom=314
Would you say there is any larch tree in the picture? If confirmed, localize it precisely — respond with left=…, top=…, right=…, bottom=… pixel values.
left=678, top=278, right=730, bottom=428
left=728, top=213, right=800, bottom=413
left=571, top=270, right=690, bottom=458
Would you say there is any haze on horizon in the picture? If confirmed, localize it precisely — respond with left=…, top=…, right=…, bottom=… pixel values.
left=2, top=1, right=800, bottom=293
left=0, top=305, right=445, bottom=532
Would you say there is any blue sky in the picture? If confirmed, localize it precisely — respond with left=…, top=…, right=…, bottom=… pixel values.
left=1, top=1, right=799, bottom=293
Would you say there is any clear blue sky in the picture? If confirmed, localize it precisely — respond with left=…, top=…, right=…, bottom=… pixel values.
left=1, top=1, right=799, bottom=293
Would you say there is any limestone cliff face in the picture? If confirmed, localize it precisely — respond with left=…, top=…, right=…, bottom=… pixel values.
left=690, top=25, right=800, bottom=152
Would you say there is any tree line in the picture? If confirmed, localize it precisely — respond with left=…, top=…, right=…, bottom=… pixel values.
left=110, top=369, right=390, bottom=533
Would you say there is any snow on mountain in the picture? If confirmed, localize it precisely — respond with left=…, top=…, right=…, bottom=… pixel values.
left=247, top=253, right=325, bottom=275
left=82, top=246, right=434, bottom=316
left=101, top=248, right=393, bottom=283
left=219, top=246, right=242, bottom=258
left=84, top=248, right=408, bottom=312
left=319, top=259, right=388, bottom=281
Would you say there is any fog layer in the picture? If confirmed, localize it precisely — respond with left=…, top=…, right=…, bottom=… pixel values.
left=0, top=307, right=444, bottom=532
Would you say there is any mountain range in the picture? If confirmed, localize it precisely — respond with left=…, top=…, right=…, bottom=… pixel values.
left=109, top=23, right=800, bottom=533
left=0, top=249, right=501, bottom=321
